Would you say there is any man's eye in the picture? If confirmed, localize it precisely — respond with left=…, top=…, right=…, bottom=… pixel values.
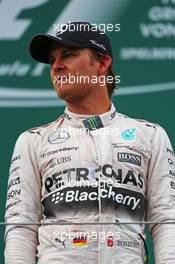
left=63, top=52, right=75, bottom=58
left=48, top=57, right=55, bottom=64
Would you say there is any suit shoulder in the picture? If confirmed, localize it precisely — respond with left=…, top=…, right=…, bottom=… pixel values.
left=117, top=112, right=160, bottom=130
left=23, top=115, right=64, bottom=136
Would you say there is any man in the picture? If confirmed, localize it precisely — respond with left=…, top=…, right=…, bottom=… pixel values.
left=4, top=22, right=175, bottom=264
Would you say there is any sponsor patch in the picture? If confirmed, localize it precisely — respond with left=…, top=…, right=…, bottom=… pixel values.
left=117, top=152, right=141, bottom=166
left=7, top=189, right=21, bottom=200
left=64, top=112, right=72, bottom=120
left=82, top=116, right=103, bottom=131
left=72, top=236, right=88, bottom=247
left=169, top=170, right=175, bottom=178
left=167, top=148, right=174, bottom=156
left=9, top=166, right=20, bottom=177
left=45, top=166, right=144, bottom=193
left=107, top=235, right=114, bottom=247
left=117, top=239, right=140, bottom=248
left=8, top=176, right=20, bottom=189
left=55, top=237, right=66, bottom=248
left=42, top=186, right=146, bottom=218
left=49, top=156, right=71, bottom=168
left=90, top=40, right=107, bottom=51
left=171, top=181, right=175, bottom=189
left=168, top=158, right=175, bottom=166
left=6, top=200, right=21, bottom=211
left=122, top=129, right=136, bottom=140
left=40, top=147, right=78, bottom=158
left=111, top=110, right=116, bottom=120
left=11, top=155, right=21, bottom=164
left=51, top=187, right=141, bottom=211
left=48, top=129, right=70, bottom=144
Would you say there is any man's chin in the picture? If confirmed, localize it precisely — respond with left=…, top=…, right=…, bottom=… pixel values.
left=54, top=83, right=71, bottom=94
left=56, top=89, right=83, bottom=103
left=55, top=86, right=73, bottom=100
left=54, top=83, right=86, bottom=101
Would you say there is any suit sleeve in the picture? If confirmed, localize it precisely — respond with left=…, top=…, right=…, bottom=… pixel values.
left=147, top=126, right=175, bottom=264
left=4, top=132, right=42, bottom=264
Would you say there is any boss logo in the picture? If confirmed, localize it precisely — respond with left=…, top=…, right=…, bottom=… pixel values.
left=117, top=152, right=141, bottom=166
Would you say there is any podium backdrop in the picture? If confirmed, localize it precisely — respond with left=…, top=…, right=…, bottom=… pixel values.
left=1, top=0, right=175, bottom=263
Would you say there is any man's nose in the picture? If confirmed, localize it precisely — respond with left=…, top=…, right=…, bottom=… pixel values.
left=52, top=59, right=65, bottom=72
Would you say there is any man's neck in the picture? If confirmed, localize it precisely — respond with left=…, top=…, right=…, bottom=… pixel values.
left=67, top=98, right=111, bottom=115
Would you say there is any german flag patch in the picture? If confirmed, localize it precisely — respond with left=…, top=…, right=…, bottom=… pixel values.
left=72, top=236, right=88, bottom=247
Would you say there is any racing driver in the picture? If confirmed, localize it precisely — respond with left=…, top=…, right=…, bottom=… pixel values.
left=4, top=21, right=175, bottom=264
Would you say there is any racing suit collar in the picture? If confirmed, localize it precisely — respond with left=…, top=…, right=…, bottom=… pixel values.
left=64, top=102, right=117, bottom=130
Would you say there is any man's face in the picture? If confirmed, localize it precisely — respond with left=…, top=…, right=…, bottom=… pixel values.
left=49, top=44, right=101, bottom=102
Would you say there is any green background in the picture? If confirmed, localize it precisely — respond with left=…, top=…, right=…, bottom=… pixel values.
left=1, top=0, right=175, bottom=263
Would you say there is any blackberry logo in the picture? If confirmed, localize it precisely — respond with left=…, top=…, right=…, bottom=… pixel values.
left=117, top=153, right=141, bottom=166
left=52, top=191, right=64, bottom=204
left=51, top=188, right=141, bottom=210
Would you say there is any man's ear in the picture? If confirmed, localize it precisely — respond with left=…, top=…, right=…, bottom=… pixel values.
left=98, top=55, right=112, bottom=75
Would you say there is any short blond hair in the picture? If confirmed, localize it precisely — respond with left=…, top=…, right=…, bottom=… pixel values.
left=90, top=49, right=117, bottom=98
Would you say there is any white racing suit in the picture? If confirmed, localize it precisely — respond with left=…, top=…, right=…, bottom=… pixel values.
left=4, top=103, right=175, bottom=264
